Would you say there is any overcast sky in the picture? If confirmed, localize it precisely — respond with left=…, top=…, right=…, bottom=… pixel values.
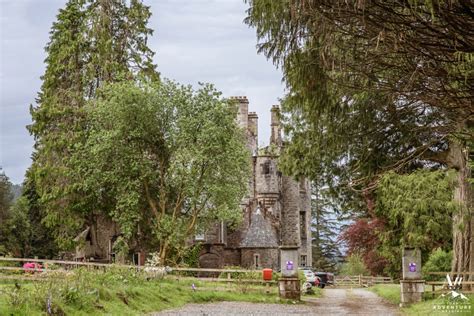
left=0, top=0, right=284, bottom=184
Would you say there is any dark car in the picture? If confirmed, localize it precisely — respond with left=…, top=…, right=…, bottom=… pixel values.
left=314, top=272, right=335, bottom=288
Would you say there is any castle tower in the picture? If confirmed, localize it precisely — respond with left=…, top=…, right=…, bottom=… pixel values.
left=232, top=96, right=249, bottom=130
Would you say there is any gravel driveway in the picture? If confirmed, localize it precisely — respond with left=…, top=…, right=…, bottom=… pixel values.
left=151, top=288, right=400, bottom=315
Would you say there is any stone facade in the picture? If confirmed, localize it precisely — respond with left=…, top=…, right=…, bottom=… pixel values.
left=198, top=96, right=312, bottom=270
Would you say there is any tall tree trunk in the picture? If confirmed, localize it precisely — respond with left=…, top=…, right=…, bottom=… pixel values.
left=449, top=141, right=473, bottom=285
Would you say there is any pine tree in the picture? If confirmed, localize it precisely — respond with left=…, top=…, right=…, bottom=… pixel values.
left=27, top=0, right=158, bottom=248
left=0, top=169, right=13, bottom=254
left=246, top=0, right=473, bottom=278
left=311, top=180, right=342, bottom=272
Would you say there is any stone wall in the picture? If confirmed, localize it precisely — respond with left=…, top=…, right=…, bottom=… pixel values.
left=241, top=248, right=279, bottom=270
left=281, top=175, right=301, bottom=247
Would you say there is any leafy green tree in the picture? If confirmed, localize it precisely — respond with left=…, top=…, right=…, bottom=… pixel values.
left=71, top=80, right=250, bottom=263
left=245, top=0, right=473, bottom=276
left=27, top=0, right=158, bottom=248
left=339, top=253, right=369, bottom=276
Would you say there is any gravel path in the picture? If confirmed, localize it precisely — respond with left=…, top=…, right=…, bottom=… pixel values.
left=151, top=288, right=400, bottom=316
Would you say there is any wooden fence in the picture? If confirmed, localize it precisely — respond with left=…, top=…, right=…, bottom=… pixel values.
left=334, top=275, right=393, bottom=287
left=0, top=257, right=272, bottom=284
left=1, top=257, right=396, bottom=288
left=425, top=272, right=474, bottom=297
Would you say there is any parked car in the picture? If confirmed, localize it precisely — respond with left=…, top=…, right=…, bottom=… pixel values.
left=301, top=269, right=320, bottom=287
left=314, top=271, right=335, bottom=288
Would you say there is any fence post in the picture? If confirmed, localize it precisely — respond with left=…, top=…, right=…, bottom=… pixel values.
left=227, top=272, right=231, bottom=280
left=359, top=275, right=361, bottom=286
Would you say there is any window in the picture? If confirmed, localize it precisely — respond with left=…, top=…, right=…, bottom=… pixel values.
left=261, top=161, right=271, bottom=175
left=300, top=255, right=307, bottom=267
left=300, top=212, right=306, bottom=240
left=254, top=253, right=260, bottom=269
left=195, top=233, right=205, bottom=241
left=133, top=253, right=140, bottom=266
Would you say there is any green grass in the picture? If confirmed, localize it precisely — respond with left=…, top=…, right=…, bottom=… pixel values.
left=368, top=284, right=474, bottom=315
left=0, top=269, right=311, bottom=315
left=368, top=284, right=400, bottom=305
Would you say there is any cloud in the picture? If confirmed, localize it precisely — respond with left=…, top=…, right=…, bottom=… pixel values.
left=0, top=0, right=284, bottom=184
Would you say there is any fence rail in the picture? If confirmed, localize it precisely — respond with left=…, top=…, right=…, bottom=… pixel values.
left=0, top=257, right=265, bottom=283
left=1, top=257, right=394, bottom=288
left=334, top=275, right=393, bottom=287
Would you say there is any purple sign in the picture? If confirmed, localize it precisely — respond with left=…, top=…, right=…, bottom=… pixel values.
left=409, top=262, right=417, bottom=272
left=286, top=260, right=294, bottom=271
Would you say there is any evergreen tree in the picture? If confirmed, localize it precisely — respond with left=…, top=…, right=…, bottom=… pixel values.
left=245, top=0, right=473, bottom=277
left=311, top=180, right=342, bottom=271
left=27, top=0, right=158, bottom=249
left=0, top=169, right=13, bottom=255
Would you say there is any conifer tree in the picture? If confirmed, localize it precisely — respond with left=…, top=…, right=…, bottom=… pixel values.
left=246, top=0, right=473, bottom=278
left=27, top=0, right=158, bottom=248
left=311, top=180, right=342, bottom=271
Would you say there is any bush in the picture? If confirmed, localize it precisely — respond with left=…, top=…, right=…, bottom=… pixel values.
left=422, top=248, right=452, bottom=281
left=339, top=253, right=370, bottom=276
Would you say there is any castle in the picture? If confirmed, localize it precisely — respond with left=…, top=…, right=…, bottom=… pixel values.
left=197, top=96, right=312, bottom=270
left=73, top=96, right=312, bottom=270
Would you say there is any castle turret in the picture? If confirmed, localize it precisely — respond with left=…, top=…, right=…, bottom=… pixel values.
left=231, top=96, right=249, bottom=130
left=270, top=105, right=282, bottom=146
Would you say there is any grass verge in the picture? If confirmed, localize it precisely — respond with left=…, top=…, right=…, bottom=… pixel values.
left=368, top=284, right=474, bottom=315
left=0, top=268, right=317, bottom=315
left=368, top=284, right=400, bottom=305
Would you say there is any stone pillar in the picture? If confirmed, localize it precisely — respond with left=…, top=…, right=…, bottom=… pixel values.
left=270, top=105, right=281, bottom=146
left=279, top=175, right=301, bottom=300
left=400, top=247, right=424, bottom=307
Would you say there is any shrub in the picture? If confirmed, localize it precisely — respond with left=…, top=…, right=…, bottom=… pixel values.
left=339, top=253, right=370, bottom=276
left=422, top=248, right=452, bottom=281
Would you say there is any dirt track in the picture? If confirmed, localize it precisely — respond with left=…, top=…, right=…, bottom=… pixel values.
left=152, top=288, right=400, bottom=315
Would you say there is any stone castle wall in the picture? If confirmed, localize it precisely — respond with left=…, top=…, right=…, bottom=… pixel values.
left=198, top=96, right=313, bottom=270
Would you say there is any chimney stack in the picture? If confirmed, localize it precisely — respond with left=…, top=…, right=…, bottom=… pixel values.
left=230, top=96, right=249, bottom=130
left=270, top=105, right=281, bottom=146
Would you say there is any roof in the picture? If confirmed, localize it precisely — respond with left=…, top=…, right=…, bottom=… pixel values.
left=240, top=209, right=278, bottom=248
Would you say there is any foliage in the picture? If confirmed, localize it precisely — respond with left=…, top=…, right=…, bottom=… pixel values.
left=311, top=181, right=342, bottom=272
left=0, top=169, right=13, bottom=255
left=376, top=170, right=455, bottom=276
left=245, top=0, right=473, bottom=274
left=423, top=248, right=453, bottom=281
left=339, top=218, right=387, bottom=276
left=71, top=80, right=250, bottom=263
left=27, top=0, right=158, bottom=250
left=0, top=269, right=287, bottom=315
left=180, top=244, right=202, bottom=268
left=339, top=253, right=369, bottom=276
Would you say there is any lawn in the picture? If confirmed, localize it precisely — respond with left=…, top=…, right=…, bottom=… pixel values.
left=0, top=268, right=319, bottom=315
left=368, top=284, right=474, bottom=316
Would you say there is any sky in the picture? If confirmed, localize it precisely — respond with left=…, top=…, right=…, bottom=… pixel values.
left=0, top=0, right=285, bottom=184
